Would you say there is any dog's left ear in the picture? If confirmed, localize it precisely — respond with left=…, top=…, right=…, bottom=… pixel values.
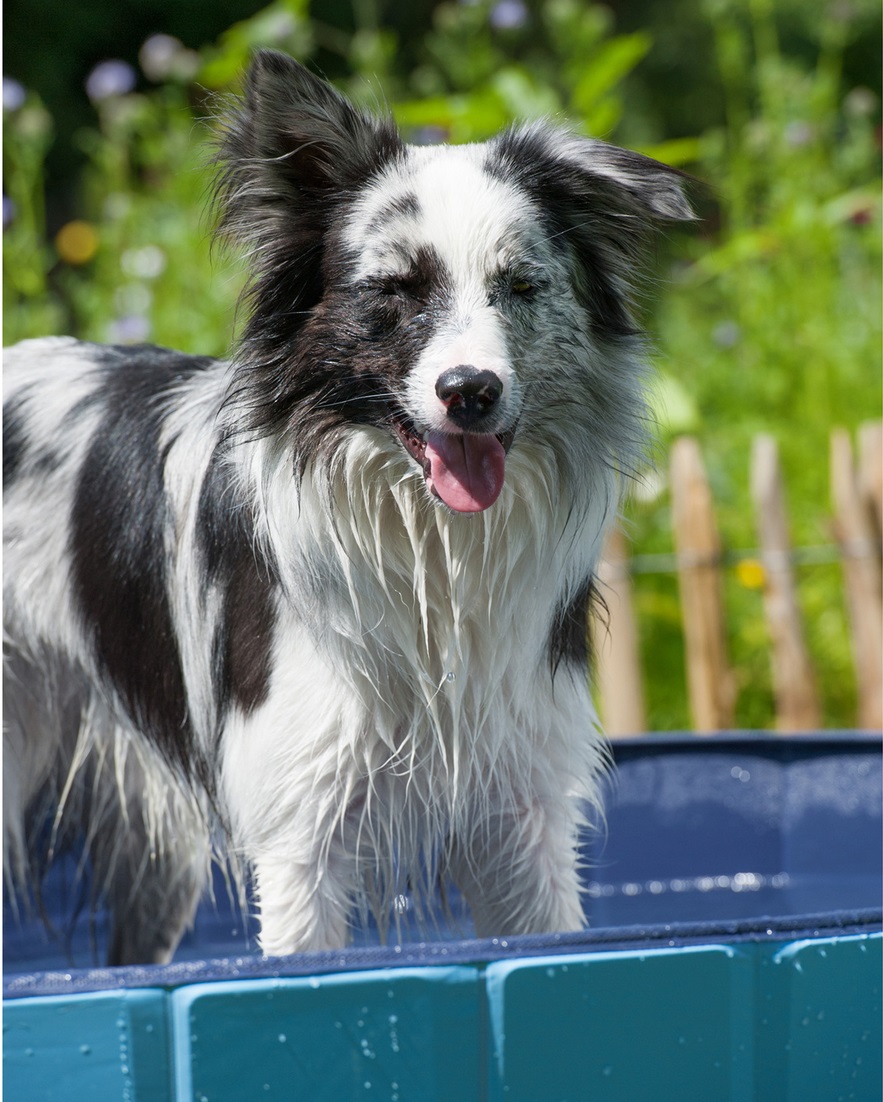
left=487, top=125, right=694, bottom=334
left=558, top=137, right=696, bottom=223
left=489, top=124, right=694, bottom=225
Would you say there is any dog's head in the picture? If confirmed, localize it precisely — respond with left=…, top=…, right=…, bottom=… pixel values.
left=217, top=50, right=693, bottom=513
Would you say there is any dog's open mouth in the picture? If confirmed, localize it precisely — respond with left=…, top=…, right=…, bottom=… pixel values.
left=392, top=416, right=516, bottom=513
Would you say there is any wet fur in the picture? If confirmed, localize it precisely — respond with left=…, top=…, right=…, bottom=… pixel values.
left=3, top=51, right=692, bottom=962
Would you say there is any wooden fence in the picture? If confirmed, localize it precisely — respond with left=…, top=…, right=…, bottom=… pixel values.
left=595, top=421, right=883, bottom=735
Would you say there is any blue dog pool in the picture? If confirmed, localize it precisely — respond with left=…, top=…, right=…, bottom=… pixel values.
left=4, top=732, right=881, bottom=1101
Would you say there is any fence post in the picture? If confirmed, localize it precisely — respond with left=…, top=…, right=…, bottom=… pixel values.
left=595, top=525, right=646, bottom=736
left=670, top=437, right=734, bottom=731
left=858, top=420, right=883, bottom=548
left=831, top=428, right=883, bottom=729
left=750, top=435, right=821, bottom=731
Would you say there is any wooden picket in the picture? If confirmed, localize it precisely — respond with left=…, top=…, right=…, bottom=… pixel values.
left=750, top=434, right=821, bottom=731
left=669, top=436, right=735, bottom=732
left=596, top=422, right=883, bottom=735
left=594, top=526, right=646, bottom=736
left=831, top=427, right=883, bottom=729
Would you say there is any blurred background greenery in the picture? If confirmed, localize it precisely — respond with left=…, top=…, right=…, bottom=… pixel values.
left=4, top=0, right=881, bottom=730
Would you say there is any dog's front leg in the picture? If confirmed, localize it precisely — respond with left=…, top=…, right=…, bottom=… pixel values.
left=252, top=831, right=359, bottom=955
left=447, top=785, right=586, bottom=939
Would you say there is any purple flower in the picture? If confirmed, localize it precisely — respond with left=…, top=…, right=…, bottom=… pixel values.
left=107, top=315, right=151, bottom=343
left=85, top=60, right=137, bottom=104
left=3, top=195, right=16, bottom=227
left=490, top=0, right=528, bottom=29
left=712, top=321, right=741, bottom=349
left=3, top=77, right=26, bottom=112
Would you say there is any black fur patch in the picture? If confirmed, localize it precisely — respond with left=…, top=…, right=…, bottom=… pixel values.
left=484, top=130, right=656, bottom=339
left=231, top=235, right=451, bottom=476
left=3, top=391, right=29, bottom=489
left=69, top=345, right=215, bottom=783
left=367, top=192, right=420, bottom=235
left=548, top=576, right=602, bottom=677
left=197, top=445, right=278, bottom=717
left=214, top=51, right=410, bottom=471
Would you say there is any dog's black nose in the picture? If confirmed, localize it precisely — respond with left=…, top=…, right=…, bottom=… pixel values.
left=435, top=366, right=503, bottom=428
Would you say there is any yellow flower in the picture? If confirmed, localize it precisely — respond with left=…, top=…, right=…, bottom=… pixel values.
left=735, top=558, right=766, bottom=589
left=55, top=220, right=99, bottom=265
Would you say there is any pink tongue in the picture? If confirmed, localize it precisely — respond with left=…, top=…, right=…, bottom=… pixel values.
left=424, top=432, right=506, bottom=513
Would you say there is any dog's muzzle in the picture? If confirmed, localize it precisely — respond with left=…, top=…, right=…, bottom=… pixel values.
left=393, top=365, right=516, bottom=514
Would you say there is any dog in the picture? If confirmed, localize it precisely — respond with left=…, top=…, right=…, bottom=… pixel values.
left=3, top=50, right=692, bottom=964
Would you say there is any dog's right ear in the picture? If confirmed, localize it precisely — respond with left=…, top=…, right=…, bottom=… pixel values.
left=234, top=51, right=403, bottom=195
left=215, top=50, right=403, bottom=243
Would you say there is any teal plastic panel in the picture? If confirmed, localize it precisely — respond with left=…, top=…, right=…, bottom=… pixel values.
left=758, top=932, right=882, bottom=1102
left=485, top=945, right=755, bottom=1102
left=171, top=965, right=482, bottom=1101
left=3, top=988, right=170, bottom=1102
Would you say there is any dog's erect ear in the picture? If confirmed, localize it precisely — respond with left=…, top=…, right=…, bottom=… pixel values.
left=214, top=54, right=405, bottom=378
left=216, top=50, right=403, bottom=228
left=236, top=50, right=403, bottom=193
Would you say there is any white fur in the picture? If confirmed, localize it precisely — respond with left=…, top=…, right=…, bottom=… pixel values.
left=4, top=62, right=690, bottom=960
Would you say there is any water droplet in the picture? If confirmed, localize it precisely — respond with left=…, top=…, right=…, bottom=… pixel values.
left=602, top=1066, right=613, bottom=1077
left=278, top=1033, right=287, bottom=1043
left=80, top=1044, right=91, bottom=1055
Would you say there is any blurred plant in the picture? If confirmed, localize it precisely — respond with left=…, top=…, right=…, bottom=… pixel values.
left=393, top=0, right=657, bottom=145
left=3, top=83, right=66, bottom=339
left=627, top=0, right=881, bottom=729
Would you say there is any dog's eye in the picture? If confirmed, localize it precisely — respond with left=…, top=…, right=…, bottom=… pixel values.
left=379, top=274, right=425, bottom=301
left=510, top=279, right=533, bottom=295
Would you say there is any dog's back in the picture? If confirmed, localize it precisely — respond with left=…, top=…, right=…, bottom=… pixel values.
left=4, top=338, right=217, bottom=964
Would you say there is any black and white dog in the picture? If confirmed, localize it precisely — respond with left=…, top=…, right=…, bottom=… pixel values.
left=3, top=51, right=691, bottom=963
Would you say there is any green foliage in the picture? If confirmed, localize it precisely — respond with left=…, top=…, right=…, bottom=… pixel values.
left=394, top=0, right=651, bottom=141
left=3, top=96, right=66, bottom=340
left=629, top=0, right=881, bottom=729
left=3, top=0, right=880, bottom=729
